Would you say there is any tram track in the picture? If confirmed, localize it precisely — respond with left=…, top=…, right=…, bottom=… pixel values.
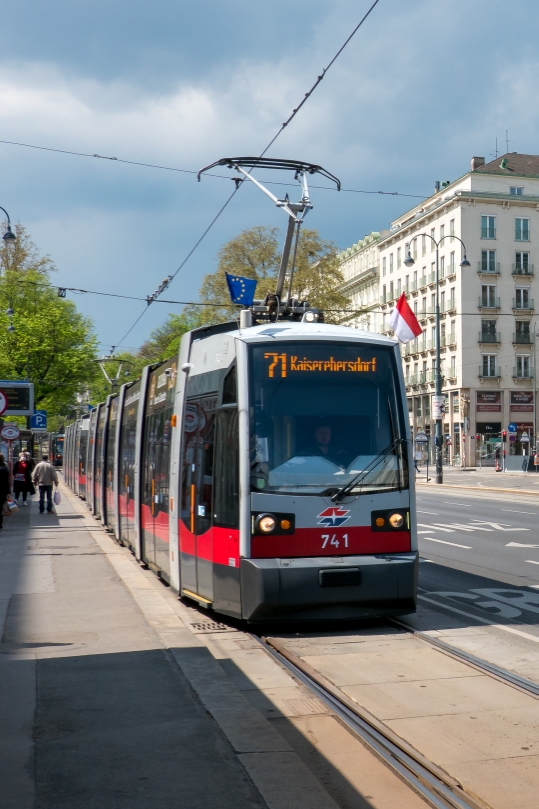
left=257, top=633, right=488, bottom=809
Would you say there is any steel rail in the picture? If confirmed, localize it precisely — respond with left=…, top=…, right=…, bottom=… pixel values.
left=392, top=618, right=539, bottom=698
left=258, top=635, right=487, bottom=809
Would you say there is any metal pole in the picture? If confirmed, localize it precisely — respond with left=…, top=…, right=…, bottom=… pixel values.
left=435, top=245, right=443, bottom=483
left=534, top=323, right=537, bottom=460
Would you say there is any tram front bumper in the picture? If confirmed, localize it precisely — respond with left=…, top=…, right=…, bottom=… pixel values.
left=240, top=553, right=418, bottom=622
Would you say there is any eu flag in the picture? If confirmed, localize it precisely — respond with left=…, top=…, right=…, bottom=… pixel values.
left=225, top=273, right=257, bottom=306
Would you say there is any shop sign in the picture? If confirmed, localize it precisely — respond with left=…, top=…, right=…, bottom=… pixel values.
left=476, top=391, right=501, bottom=412
left=510, top=391, right=534, bottom=413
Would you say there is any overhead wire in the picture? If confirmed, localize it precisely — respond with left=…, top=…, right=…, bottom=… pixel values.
left=112, top=0, right=383, bottom=348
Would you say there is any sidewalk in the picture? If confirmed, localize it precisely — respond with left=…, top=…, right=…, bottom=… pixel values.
left=0, top=484, right=430, bottom=809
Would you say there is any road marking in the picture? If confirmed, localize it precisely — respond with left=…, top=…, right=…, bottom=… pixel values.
left=418, top=594, right=539, bottom=643
left=502, top=509, right=535, bottom=515
left=444, top=502, right=472, bottom=507
left=433, top=523, right=493, bottom=532
left=526, top=560, right=539, bottom=565
left=417, top=510, right=439, bottom=515
left=470, top=521, right=529, bottom=531
left=506, top=542, right=539, bottom=548
left=424, top=537, right=472, bottom=549
left=418, top=530, right=437, bottom=534
left=418, top=558, right=434, bottom=563
left=418, top=523, right=455, bottom=533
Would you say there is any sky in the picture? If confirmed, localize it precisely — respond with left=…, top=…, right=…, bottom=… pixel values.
left=2, top=0, right=539, bottom=352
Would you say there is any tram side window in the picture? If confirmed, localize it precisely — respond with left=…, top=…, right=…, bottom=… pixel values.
left=213, top=408, right=239, bottom=528
left=222, top=365, right=237, bottom=405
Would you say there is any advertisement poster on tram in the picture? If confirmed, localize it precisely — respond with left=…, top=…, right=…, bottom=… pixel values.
left=476, top=391, right=501, bottom=412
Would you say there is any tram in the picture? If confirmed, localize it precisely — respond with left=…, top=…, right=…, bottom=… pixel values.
left=64, top=158, right=417, bottom=621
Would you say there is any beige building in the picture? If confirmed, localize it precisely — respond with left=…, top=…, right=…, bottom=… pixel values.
left=336, top=231, right=388, bottom=332
left=338, top=153, right=539, bottom=466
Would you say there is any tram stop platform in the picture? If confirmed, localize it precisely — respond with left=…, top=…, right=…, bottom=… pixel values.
left=0, top=482, right=433, bottom=809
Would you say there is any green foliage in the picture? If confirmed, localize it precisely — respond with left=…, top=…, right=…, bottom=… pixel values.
left=139, top=311, right=202, bottom=362
left=0, top=224, right=98, bottom=421
left=189, top=225, right=348, bottom=325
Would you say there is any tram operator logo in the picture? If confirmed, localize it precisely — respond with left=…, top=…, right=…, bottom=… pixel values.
left=317, top=507, right=351, bottom=527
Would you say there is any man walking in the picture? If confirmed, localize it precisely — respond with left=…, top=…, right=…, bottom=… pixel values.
left=32, top=454, right=59, bottom=514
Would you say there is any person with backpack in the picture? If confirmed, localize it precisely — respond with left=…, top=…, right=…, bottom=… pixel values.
left=32, top=455, right=59, bottom=514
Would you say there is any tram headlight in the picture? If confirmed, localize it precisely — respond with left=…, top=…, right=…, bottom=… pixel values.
left=257, top=514, right=276, bottom=533
left=388, top=512, right=405, bottom=529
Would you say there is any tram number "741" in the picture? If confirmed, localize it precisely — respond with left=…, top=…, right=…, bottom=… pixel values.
left=321, top=534, right=348, bottom=549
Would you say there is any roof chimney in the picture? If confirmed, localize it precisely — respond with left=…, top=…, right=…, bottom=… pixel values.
left=471, top=156, right=485, bottom=171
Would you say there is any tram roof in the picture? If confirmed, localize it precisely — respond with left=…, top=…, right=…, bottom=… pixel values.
left=236, top=322, right=397, bottom=345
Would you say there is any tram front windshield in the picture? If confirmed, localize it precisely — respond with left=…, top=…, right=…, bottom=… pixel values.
left=249, top=341, right=407, bottom=495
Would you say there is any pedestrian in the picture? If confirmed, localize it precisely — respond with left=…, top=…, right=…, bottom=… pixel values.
left=13, top=452, right=35, bottom=506
left=0, top=453, right=10, bottom=529
left=414, top=449, right=422, bottom=473
left=32, top=454, right=59, bottom=514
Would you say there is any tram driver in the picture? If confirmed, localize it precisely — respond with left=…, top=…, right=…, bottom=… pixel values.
left=304, top=424, right=352, bottom=469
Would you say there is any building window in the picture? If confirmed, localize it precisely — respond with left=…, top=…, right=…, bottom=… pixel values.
left=382, top=284, right=386, bottom=303
left=430, top=293, right=436, bottom=312
left=382, top=257, right=386, bottom=277
left=413, top=270, right=417, bottom=288
left=481, top=284, right=497, bottom=307
left=397, top=279, right=401, bottom=297
left=440, top=224, right=445, bottom=244
left=397, top=247, right=402, bottom=268
left=424, top=395, right=431, bottom=417
left=422, top=234, right=426, bottom=256
left=516, top=355, right=531, bottom=378
left=422, top=296, right=426, bottom=314
left=482, top=354, right=497, bottom=377
left=515, top=321, right=530, bottom=339
left=452, top=392, right=459, bottom=413
left=413, top=240, right=417, bottom=260
left=441, top=322, right=446, bottom=341
left=510, top=186, right=524, bottom=196
left=481, top=249, right=496, bottom=272
left=415, top=397, right=422, bottom=417
left=414, top=362, right=419, bottom=377
left=450, top=251, right=455, bottom=272
left=413, top=300, right=418, bottom=315
left=481, top=319, right=497, bottom=340
left=431, top=326, right=435, bottom=343
left=481, top=215, right=496, bottom=239
left=441, top=290, right=446, bottom=309
left=390, top=253, right=394, bottom=273
left=515, top=287, right=531, bottom=309
left=440, top=255, right=445, bottom=277
left=389, top=281, right=394, bottom=300
left=450, top=219, right=455, bottom=241
left=406, top=366, right=410, bottom=382
left=450, top=287, right=455, bottom=306
left=450, top=319, right=455, bottom=338
left=430, top=228, right=435, bottom=251
left=515, top=217, right=530, bottom=241
left=515, top=252, right=530, bottom=273
left=450, top=355, right=456, bottom=376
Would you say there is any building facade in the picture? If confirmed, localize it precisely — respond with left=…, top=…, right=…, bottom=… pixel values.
left=338, top=153, right=539, bottom=465
left=336, top=231, right=387, bottom=332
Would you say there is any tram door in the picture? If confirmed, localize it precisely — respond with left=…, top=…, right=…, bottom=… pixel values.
left=180, top=395, right=216, bottom=600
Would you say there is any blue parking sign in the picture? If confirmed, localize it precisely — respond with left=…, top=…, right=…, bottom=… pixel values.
left=31, top=410, right=47, bottom=430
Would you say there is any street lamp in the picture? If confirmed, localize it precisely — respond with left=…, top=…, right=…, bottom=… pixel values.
left=403, top=234, right=470, bottom=484
left=0, top=207, right=16, bottom=244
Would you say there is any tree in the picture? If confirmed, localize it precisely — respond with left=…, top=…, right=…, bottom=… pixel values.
left=0, top=225, right=99, bottom=422
left=190, top=225, right=348, bottom=324
left=138, top=311, right=202, bottom=362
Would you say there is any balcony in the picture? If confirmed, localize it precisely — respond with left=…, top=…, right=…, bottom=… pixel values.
left=481, top=227, right=496, bottom=239
left=513, top=333, right=532, bottom=345
left=478, top=297, right=501, bottom=310
left=479, top=366, right=501, bottom=379
left=418, top=276, right=427, bottom=289
left=513, top=367, right=533, bottom=379
left=409, top=280, right=418, bottom=293
left=441, top=299, right=457, bottom=314
left=479, top=331, right=501, bottom=344
left=512, top=264, right=534, bottom=276
left=445, top=332, right=457, bottom=347
left=446, top=264, right=456, bottom=278
left=477, top=261, right=500, bottom=275
left=427, top=272, right=436, bottom=286
left=512, top=298, right=534, bottom=312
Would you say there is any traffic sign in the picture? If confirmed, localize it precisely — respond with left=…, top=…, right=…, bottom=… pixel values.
left=415, top=432, right=429, bottom=444
left=0, top=391, right=8, bottom=416
left=508, top=422, right=517, bottom=434
left=31, top=410, right=47, bottom=431
left=1, top=424, right=20, bottom=441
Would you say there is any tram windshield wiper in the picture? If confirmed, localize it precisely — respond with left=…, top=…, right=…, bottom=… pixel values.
left=329, top=438, right=405, bottom=503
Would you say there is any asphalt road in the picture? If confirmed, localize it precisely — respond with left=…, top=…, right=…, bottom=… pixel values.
left=415, top=486, right=539, bottom=641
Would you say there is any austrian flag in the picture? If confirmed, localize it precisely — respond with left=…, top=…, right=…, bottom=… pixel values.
left=389, top=293, right=423, bottom=344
